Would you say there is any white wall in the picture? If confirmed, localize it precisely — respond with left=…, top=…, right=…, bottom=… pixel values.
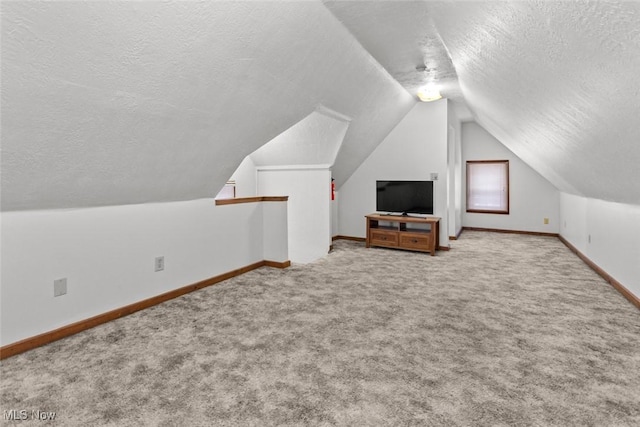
left=447, top=101, right=463, bottom=237
left=263, top=201, right=289, bottom=263
left=560, top=193, right=640, bottom=300
left=462, top=122, right=560, bottom=233
left=331, top=191, right=339, bottom=238
left=0, top=199, right=288, bottom=346
left=560, top=193, right=588, bottom=250
left=338, top=100, right=449, bottom=245
left=230, top=156, right=257, bottom=198
left=257, top=167, right=331, bottom=263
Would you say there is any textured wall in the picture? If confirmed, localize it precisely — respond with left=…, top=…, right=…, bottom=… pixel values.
left=1, top=1, right=413, bottom=210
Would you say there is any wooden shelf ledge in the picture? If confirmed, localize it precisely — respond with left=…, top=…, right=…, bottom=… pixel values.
left=215, top=196, right=288, bottom=206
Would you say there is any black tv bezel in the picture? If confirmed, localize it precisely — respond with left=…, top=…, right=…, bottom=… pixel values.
left=376, top=180, right=434, bottom=216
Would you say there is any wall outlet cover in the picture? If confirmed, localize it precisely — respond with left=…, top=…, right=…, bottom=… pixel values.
left=54, top=278, right=67, bottom=297
left=155, top=256, right=165, bottom=272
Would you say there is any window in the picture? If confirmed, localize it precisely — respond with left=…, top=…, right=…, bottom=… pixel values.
left=466, top=160, right=509, bottom=214
left=215, top=180, right=236, bottom=200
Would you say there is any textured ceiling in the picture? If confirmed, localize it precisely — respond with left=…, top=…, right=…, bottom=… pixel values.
left=0, top=1, right=413, bottom=210
left=427, top=1, right=640, bottom=204
left=2, top=1, right=639, bottom=210
left=323, top=0, right=472, bottom=121
left=325, top=0, right=640, bottom=205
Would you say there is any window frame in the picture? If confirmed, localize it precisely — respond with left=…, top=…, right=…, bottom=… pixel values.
left=466, top=160, right=510, bottom=215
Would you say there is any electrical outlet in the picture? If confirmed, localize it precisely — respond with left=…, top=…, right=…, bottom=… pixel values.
left=430, top=173, right=438, bottom=181
left=155, top=256, right=164, bottom=272
left=543, top=218, right=549, bottom=225
left=54, top=278, right=67, bottom=297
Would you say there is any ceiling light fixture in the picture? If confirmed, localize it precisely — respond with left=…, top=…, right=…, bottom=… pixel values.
left=417, top=85, right=442, bottom=102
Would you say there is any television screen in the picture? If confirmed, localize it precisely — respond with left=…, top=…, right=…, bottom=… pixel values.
left=376, top=180, right=434, bottom=215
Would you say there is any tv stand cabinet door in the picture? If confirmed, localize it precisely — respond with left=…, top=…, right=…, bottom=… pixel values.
left=399, top=233, right=432, bottom=252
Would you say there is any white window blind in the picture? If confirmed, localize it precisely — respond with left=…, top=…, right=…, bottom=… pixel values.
left=466, top=160, right=509, bottom=214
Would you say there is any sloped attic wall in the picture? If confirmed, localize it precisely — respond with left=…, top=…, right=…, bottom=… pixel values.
left=250, top=108, right=349, bottom=168
left=1, top=1, right=414, bottom=211
left=229, top=107, right=349, bottom=197
left=428, top=1, right=640, bottom=205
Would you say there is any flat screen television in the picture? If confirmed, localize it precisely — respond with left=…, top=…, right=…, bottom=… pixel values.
left=376, top=180, right=434, bottom=215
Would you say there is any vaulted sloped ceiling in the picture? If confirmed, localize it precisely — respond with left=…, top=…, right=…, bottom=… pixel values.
left=326, top=1, right=640, bottom=205
left=323, top=0, right=472, bottom=121
left=3, top=1, right=639, bottom=210
left=0, top=1, right=413, bottom=211
left=428, top=1, right=640, bottom=204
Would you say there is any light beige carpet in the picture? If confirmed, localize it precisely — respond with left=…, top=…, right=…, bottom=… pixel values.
left=1, top=231, right=639, bottom=426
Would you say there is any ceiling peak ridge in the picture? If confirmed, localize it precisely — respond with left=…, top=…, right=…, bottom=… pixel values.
left=315, top=104, right=352, bottom=123
left=320, top=0, right=416, bottom=100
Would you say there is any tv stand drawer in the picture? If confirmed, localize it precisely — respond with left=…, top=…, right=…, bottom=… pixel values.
left=399, top=233, right=432, bottom=251
left=370, top=230, right=398, bottom=247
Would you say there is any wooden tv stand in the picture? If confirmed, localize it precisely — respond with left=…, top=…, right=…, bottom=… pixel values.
left=365, top=214, right=440, bottom=256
